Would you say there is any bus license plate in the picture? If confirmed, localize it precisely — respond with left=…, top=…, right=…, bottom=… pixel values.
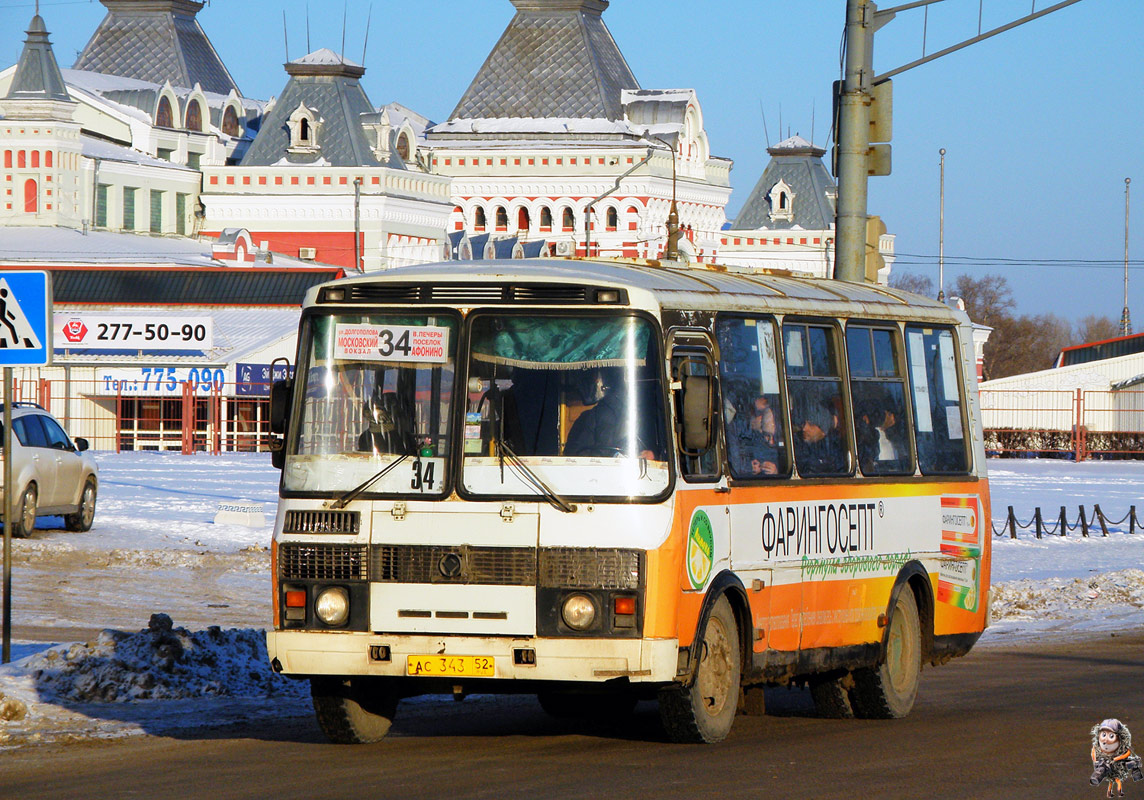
left=406, top=655, right=495, bottom=677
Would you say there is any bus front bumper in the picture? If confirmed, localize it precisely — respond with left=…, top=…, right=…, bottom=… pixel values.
left=267, top=630, right=680, bottom=685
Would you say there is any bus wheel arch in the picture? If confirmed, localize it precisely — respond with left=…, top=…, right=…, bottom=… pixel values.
left=679, top=572, right=752, bottom=688
left=883, top=561, right=934, bottom=665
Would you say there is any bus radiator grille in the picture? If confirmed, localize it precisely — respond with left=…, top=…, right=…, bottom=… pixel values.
left=538, top=548, right=641, bottom=590
left=282, top=510, right=360, bottom=535
left=371, top=545, right=536, bottom=585
left=279, top=544, right=370, bottom=581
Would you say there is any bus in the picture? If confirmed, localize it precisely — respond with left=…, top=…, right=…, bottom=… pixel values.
left=266, top=257, right=990, bottom=744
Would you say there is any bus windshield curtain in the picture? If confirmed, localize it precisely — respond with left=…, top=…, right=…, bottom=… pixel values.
left=472, top=318, right=649, bottom=370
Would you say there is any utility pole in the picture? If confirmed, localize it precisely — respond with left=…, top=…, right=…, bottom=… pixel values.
left=833, top=0, right=1085, bottom=284
left=834, top=0, right=879, bottom=283
left=938, top=148, right=945, bottom=302
left=1123, top=177, right=1132, bottom=336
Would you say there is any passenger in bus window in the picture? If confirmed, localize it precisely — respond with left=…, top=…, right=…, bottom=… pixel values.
left=856, top=394, right=907, bottom=474
left=792, top=394, right=846, bottom=475
left=728, top=395, right=778, bottom=476
left=565, top=368, right=657, bottom=459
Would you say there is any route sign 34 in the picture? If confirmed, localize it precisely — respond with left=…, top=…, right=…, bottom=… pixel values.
left=54, top=314, right=213, bottom=351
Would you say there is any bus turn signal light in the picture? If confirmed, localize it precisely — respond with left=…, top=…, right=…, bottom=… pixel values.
left=613, top=596, right=636, bottom=615
left=285, top=590, right=306, bottom=608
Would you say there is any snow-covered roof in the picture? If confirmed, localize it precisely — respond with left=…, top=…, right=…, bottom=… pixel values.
left=0, top=228, right=220, bottom=267
left=289, top=48, right=361, bottom=69
left=80, top=134, right=194, bottom=170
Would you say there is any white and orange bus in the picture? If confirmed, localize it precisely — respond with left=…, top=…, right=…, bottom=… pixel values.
left=266, top=257, right=990, bottom=744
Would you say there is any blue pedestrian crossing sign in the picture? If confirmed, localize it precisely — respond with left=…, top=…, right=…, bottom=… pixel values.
left=0, top=272, right=51, bottom=366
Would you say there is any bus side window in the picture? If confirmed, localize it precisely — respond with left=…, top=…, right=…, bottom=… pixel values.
left=846, top=325, right=914, bottom=476
left=783, top=322, right=851, bottom=477
left=904, top=325, right=970, bottom=474
left=671, top=348, right=720, bottom=482
left=715, top=315, right=789, bottom=479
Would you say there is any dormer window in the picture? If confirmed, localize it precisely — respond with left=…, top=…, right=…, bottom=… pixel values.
left=185, top=99, right=203, bottom=132
left=396, top=132, right=410, bottom=161
left=769, top=178, right=795, bottom=222
left=287, top=103, right=323, bottom=154
left=156, top=96, right=174, bottom=128
left=221, top=106, right=241, bottom=137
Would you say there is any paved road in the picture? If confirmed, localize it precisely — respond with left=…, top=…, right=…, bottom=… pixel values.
left=4, top=632, right=1141, bottom=800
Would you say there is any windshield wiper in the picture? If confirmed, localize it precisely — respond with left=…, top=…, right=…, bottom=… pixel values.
left=328, top=453, right=411, bottom=510
left=495, top=437, right=577, bottom=514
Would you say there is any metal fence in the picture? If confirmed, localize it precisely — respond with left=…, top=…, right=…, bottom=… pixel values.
left=981, top=388, right=1144, bottom=459
left=6, top=374, right=274, bottom=454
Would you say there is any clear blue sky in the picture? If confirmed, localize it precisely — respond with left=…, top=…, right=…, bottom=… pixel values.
left=2, top=0, right=1141, bottom=329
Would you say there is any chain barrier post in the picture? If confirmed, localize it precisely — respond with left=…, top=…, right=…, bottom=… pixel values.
left=1007, top=505, right=1017, bottom=538
left=1095, top=504, right=1110, bottom=537
left=1079, top=505, right=1089, bottom=537
left=1058, top=506, right=1067, bottom=536
left=1132, top=505, right=1138, bottom=535
left=1034, top=507, right=1043, bottom=539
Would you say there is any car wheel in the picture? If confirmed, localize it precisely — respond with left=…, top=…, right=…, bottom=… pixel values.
left=64, top=478, right=97, bottom=532
left=11, top=483, right=37, bottom=539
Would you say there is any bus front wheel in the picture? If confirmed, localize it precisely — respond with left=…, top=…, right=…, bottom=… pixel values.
left=849, top=589, right=921, bottom=719
left=311, top=677, right=398, bottom=744
left=659, top=595, right=741, bottom=744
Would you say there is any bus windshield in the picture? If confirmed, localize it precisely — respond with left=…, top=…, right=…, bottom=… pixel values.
left=283, top=312, right=459, bottom=497
left=461, top=313, right=670, bottom=500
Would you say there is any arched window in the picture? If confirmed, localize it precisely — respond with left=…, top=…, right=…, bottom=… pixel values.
left=156, top=96, right=174, bottom=128
left=185, top=99, right=203, bottom=132
left=23, top=179, right=37, bottom=213
left=30, top=151, right=39, bottom=168
left=221, top=106, right=241, bottom=137
left=562, top=207, right=574, bottom=230
left=517, top=207, right=530, bottom=231
left=474, top=207, right=486, bottom=230
left=17, top=151, right=26, bottom=168
left=3, top=151, right=11, bottom=169
left=540, top=206, right=553, bottom=229
left=606, top=207, right=618, bottom=230
left=45, top=151, right=53, bottom=168
left=495, top=206, right=508, bottom=229
left=299, top=117, right=311, bottom=143
left=778, top=192, right=787, bottom=210
left=396, top=132, right=410, bottom=161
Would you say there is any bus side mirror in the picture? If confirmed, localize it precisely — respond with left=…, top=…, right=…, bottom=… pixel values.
left=270, top=379, right=293, bottom=435
left=681, top=374, right=713, bottom=452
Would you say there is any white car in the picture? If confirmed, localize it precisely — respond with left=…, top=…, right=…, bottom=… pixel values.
left=3, top=403, right=98, bottom=537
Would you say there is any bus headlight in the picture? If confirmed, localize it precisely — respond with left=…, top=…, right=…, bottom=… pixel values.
left=561, top=594, right=597, bottom=630
left=315, top=586, right=350, bottom=627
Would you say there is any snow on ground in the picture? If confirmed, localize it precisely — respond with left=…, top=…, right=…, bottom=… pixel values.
left=0, top=453, right=1141, bottom=747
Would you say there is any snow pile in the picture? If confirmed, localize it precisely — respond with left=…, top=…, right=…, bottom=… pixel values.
left=26, top=614, right=307, bottom=704
left=989, top=568, right=1144, bottom=636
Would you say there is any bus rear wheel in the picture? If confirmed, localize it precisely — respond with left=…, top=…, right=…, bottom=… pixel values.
left=849, top=589, right=921, bottom=719
left=809, top=672, right=855, bottom=718
left=658, top=595, right=741, bottom=744
left=311, top=677, right=398, bottom=744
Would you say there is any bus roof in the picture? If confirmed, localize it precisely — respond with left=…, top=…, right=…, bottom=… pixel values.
left=311, top=258, right=967, bottom=325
